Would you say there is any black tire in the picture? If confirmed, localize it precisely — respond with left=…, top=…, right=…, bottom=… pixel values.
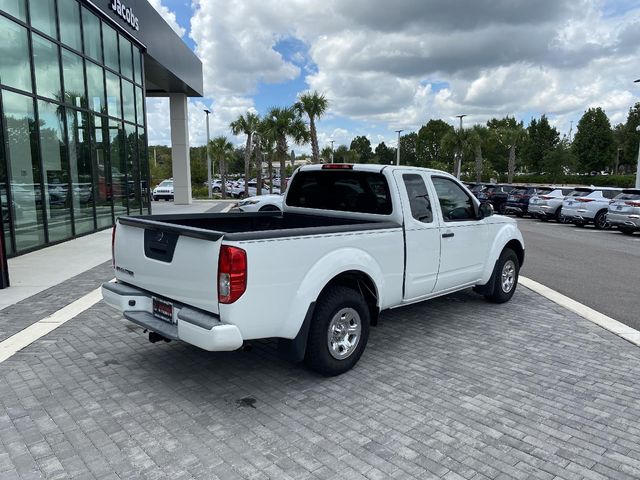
left=213, top=187, right=221, bottom=193
left=483, top=248, right=519, bottom=304
left=497, top=203, right=507, bottom=214
left=259, top=204, right=281, bottom=212
left=573, top=221, right=585, bottom=227
left=153, top=196, right=158, bottom=201
left=594, top=210, right=609, bottom=230
left=305, top=286, right=370, bottom=376
left=619, top=227, right=635, bottom=235
left=554, top=207, right=563, bottom=222
left=515, top=212, right=524, bottom=218
left=164, top=197, right=170, bottom=201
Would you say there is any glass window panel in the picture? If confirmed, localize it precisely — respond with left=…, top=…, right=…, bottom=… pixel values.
left=29, top=0, right=57, bottom=39
left=0, top=0, right=27, bottom=21
left=118, top=34, right=133, bottom=79
left=81, top=6, right=102, bottom=63
left=57, top=0, right=82, bottom=51
left=432, top=177, right=476, bottom=221
left=2, top=91, right=45, bottom=251
left=133, top=48, right=142, bottom=85
left=86, top=61, right=105, bottom=114
left=38, top=100, right=72, bottom=242
left=93, top=115, right=112, bottom=227
left=66, top=108, right=94, bottom=234
left=61, top=48, right=85, bottom=108
left=122, top=79, right=135, bottom=123
left=33, top=34, right=62, bottom=101
left=403, top=174, right=433, bottom=223
left=102, top=22, right=118, bottom=72
left=109, top=119, right=127, bottom=217
left=105, top=71, right=121, bottom=118
left=137, top=127, right=149, bottom=211
left=124, top=123, right=140, bottom=213
left=0, top=109, right=13, bottom=255
left=135, top=85, right=144, bottom=126
left=0, top=16, right=32, bottom=92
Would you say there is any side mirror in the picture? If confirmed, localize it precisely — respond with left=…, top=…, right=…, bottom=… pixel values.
left=478, top=202, right=493, bottom=219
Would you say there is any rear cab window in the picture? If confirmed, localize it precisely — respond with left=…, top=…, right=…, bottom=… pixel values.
left=286, top=170, right=392, bottom=215
left=617, top=190, right=640, bottom=201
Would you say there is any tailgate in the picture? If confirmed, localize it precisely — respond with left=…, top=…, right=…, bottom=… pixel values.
left=113, top=218, right=223, bottom=314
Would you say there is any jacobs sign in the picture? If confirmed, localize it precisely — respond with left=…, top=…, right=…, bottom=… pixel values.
left=109, top=0, right=139, bottom=31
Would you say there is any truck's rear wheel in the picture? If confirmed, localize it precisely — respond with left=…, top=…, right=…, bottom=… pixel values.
left=305, top=286, right=370, bottom=376
left=484, top=248, right=519, bottom=304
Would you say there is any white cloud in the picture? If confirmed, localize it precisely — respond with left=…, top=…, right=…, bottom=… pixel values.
left=147, top=0, right=186, bottom=37
left=148, top=0, right=640, bottom=147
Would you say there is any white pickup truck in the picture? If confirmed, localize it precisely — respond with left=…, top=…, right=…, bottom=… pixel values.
left=103, top=164, right=524, bottom=375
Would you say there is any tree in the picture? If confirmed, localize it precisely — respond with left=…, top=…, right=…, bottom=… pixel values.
left=416, top=119, right=455, bottom=168
left=209, top=136, right=234, bottom=198
left=373, top=142, right=395, bottom=165
left=294, top=91, right=328, bottom=164
left=399, top=132, right=418, bottom=166
left=572, top=107, right=615, bottom=173
left=262, top=107, right=309, bottom=191
left=487, top=117, right=526, bottom=182
left=622, top=103, right=640, bottom=174
left=230, top=112, right=260, bottom=196
left=467, top=126, right=488, bottom=182
left=441, top=127, right=473, bottom=178
left=349, top=136, right=372, bottom=163
left=320, top=145, right=333, bottom=163
left=541, top=138, right=574, bottom=182
left=521, top=115, right=560, bottom=174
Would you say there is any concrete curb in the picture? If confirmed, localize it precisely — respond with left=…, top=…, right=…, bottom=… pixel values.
left=520, top=276, right=640, bottom=347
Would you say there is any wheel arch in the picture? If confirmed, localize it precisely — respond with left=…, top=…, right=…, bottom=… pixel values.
left=318, top=270, right=380, bottom=326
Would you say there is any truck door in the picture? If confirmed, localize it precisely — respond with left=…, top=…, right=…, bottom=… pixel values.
left=394, top=171, right=441, bottom=300
left=429, top=176, right=489, bottom=292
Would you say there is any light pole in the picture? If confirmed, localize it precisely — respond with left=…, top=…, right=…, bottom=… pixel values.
left=330, top=140, right=334, bottom=163
left=454, top=114, right=467, bottom=178
left=636, top=125, right=640, bottom=189
left=395, top=130, right=403, bottom=165
left=204, top=109, right=212, bottom=198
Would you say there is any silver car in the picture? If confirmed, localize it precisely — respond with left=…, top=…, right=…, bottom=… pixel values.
left=528, top=187, right=572, bottom=221
left=607, top=188, right=640, bottom=235
left=561, top=187, right=622, bottom=229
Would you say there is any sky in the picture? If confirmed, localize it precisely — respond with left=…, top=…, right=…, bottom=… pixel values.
left=145, top=0, right=640, bottom=153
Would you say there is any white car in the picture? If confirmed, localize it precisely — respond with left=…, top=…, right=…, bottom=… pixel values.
left=231, top=182, right=279, bottom=198
left=236, top=194, right=284, bottom=212
left=561, top=187, right=623, bottom=229
left=104, top=164, right=524, bottom=376
left=528, top=187, right=572, bottom=221
left=152, top=179, right=174, bottom=201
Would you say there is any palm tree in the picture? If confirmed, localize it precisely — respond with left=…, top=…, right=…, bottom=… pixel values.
left=294, top=91, right=328, bottom=164
left=494, top=125, right=526, bottom=183
left=262, top=107, right=309, bottom=191
left=441, top=127, right=472, bottom=178
left=469, top=125, right=488, bottom=182
left=209, top=136, right=234, bottom=199
left=230, top=112, right=260, bottom=197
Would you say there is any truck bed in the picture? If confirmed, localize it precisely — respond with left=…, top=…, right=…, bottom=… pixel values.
left=118, top=211, right=401, bottom=241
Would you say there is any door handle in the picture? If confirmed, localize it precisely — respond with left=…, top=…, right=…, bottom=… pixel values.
left=442, top=232, right=454, bottom=238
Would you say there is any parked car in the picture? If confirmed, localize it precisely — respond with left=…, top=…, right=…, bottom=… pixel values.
left=467, top=183, right=490, bottom=197
left=152, top=179, right=174, bottom=201
left=230, top=181, right=279, bottom=198
left=607, top=188, right=640, bottom=235
left=504, top=186, right=552, bottom=217
left=235, top=194, right=284, bottom=212
left=104, top=164, right=524, bottom=376
left=528, top=187, right=573, bottom=221
left=476, top=184, right=515, bottom=214
left=561, top=187, right=622, bottom=229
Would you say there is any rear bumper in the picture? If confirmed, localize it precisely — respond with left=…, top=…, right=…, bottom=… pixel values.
left=528, top=205, right=554, bottom=217
left=561, top=206, right=594, bottom=222
left=505, top=202, right=527, bottom=214
left=607, top=212, right=640, bottom=228
left=101, top=282, right=243, bottom=351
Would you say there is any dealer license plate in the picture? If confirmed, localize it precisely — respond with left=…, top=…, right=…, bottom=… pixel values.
left=153, top=297, right=174, bottom=323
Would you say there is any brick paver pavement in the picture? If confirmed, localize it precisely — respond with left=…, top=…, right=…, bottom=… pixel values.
left=1, top=277, right=640, bottom=479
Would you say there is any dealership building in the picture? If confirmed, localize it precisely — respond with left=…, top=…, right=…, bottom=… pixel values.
left=0, top=0, right=202, bottom=270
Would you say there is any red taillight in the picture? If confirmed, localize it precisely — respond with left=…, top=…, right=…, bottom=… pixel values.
left=322, top=164, right=353, bottom=169
left=576, top=198, right=594, bottom=203
left=625, top=201, right=640, bottom=207
left=218, top=246, right=247, bottom=304
left=539, top=196, right=553, bottom=200
left=111, top=223, right=117, bottom=268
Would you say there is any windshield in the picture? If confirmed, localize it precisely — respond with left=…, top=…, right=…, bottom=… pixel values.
left=510, top=188, right=528, bottom=195
left=536, top=188, right=553, bottom=195
left=159, top=181, right=173, bottom=187
left=616, top=192, right=640, bottom=201
left=287, top=170, right=392, bottom=215
left=568, top=189, right=590, bottom=197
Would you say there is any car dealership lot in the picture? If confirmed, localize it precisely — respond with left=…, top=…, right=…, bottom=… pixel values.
left=2, top=202, right=640, bottom=479
left=516, top=217, right=640, bottom=330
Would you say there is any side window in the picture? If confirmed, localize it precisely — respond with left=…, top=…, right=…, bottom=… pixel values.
left=432, top=177, right=476, bottom=221
left=403, top=174, right=432, bottom=223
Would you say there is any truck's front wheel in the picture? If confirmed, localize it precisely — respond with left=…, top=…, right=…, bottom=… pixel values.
left=305, top=286, right=370, bottom=376
left=483, top=248, right=519, bottom=304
